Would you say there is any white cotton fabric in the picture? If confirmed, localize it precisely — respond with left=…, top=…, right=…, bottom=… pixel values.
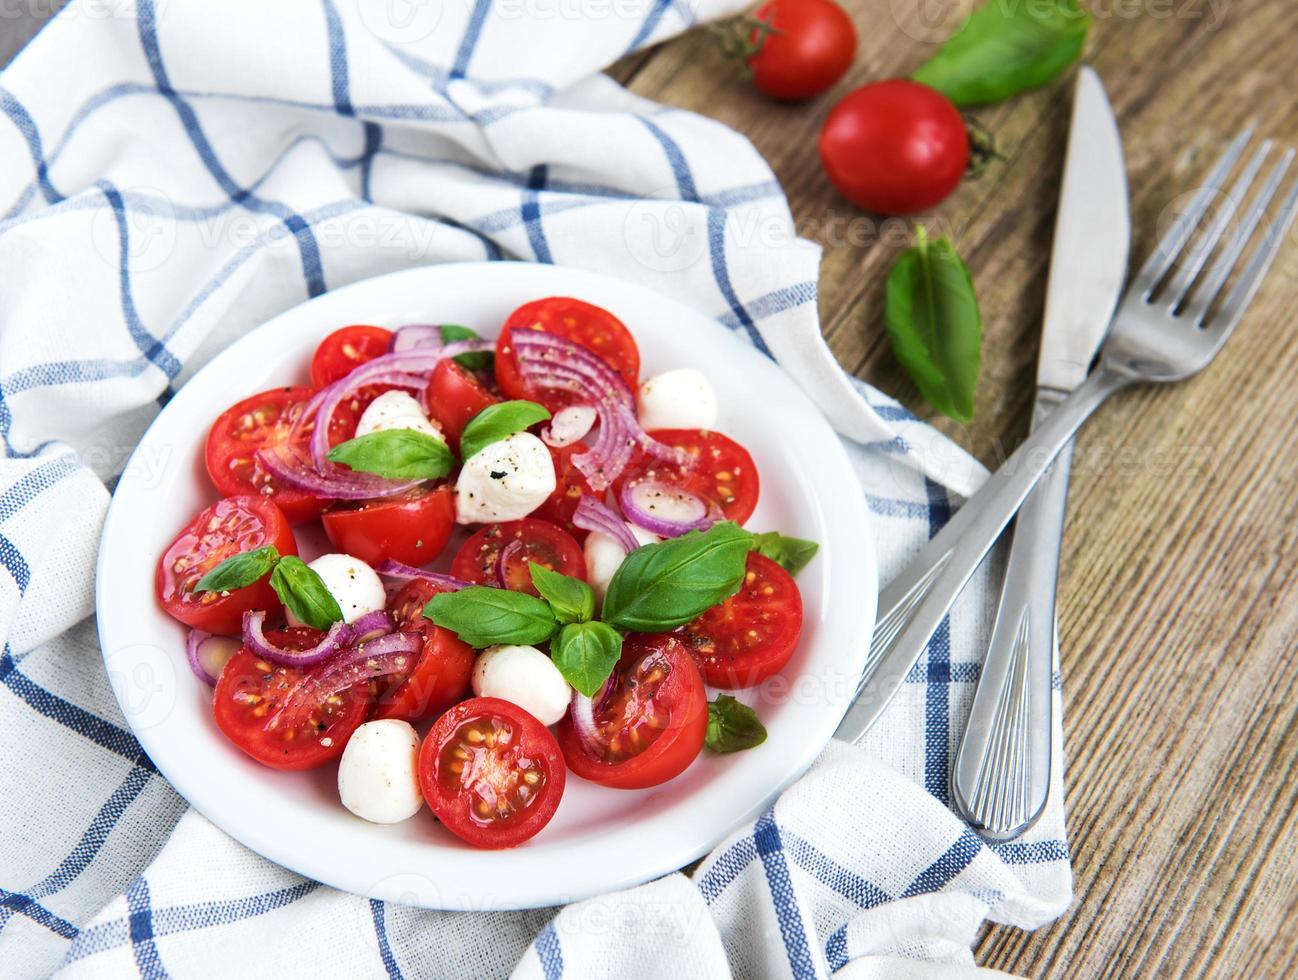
left=0, top=2, right=1070, bottom=977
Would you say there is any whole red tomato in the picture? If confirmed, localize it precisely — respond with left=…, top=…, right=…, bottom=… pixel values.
left=819, top=79, right=969, bottom=215
left=747, top=0, right=857, bottom=101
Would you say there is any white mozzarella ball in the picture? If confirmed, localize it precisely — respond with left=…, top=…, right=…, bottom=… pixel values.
left=337, top=719, right=423, bottom=824
left=584, top=525, right=659, bottom=602
left=455, top=431, right=557, bottom=524
left=636, top=368, right=718, bottom=431
left=354, top=390, right=443, bottom=440
left=291, top=553, right=385, bottom=625
left=471, top=645, right=572, bottom=726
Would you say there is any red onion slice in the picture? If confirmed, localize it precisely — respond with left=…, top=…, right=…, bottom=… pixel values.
left=275, top=633, right=422, bottom=729
left=309, top=339, right=492, bottom=472
left=572, top=494, right=638, bottom=553
left=185, top=629, right=240, bottom=686
left=542, top=404, right=597, bottom=448
left=617, top=479, right=720, bottom=538
left=257, top=444, right=424, bottom=500
left=509, top=330, right=689, bottom=490
left=390, top=324, right=445, bottom=352
left=568, top=689, right=603, bottom=757
left=349, top=609, right=396, bottom=643
left=496, top=539, right=525, bottom=588
left=242, top=610, right=351, bottom=667
left=374, top=560, right=472, bottom=592
left=241, top=609, right=395, bottom=668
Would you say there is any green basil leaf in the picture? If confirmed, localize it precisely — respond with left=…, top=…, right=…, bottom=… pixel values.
left=551, top=621, right=623, bottom=697
left=423, top=586, right=558, bottom=648
left=269, top=556, right=344, bottom=631
left=913, top=0, right=1091, bottom=107
left=706, top=694, right=767, bottom=753
left=529, top=562, right=594, bottom=625
left=884, top=226, right=981, bottom=424
left=459, top=400, right=552, bottom=461
left=440, top=324, right=493, bottom=371
left=326, top=428, right=454, bottom=481
left=193, top=545, right=280, bottom=593
left=602, top=521, right=751, bottom=632
left=749, top=532, right=819, bottom=578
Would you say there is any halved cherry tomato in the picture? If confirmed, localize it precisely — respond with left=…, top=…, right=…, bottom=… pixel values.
left=618, top=429, right=760, bottom=526
left=677, top=552, right=803, bottom=688
left=156, top=495, right=297, bottom=635
left=309, top=324, right=393, bottom=388
left=495, top=297, right=640, bottom=411
left=556, top=633, right=707, bottom=790
left=204, top=386, right=327, bottom=524
left=213, top=630, right=369, bottom=770
left=426, top=358, right=499, bottom=451
left=321, top=484, right=456, bottom=567
left=530, top=441, right=594, bottom=540
left=451, top=518, right=586, bottom=594
left=418, top=696, right=565, bottom=849
left=373, top=578, right=474, bottom=722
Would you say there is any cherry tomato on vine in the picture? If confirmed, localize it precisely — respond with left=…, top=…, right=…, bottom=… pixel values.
left=819, top=79, right=969, bottom=215
left=746, top=0, right=857, bottom=101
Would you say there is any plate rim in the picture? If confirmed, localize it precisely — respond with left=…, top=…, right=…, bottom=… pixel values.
left=95, top=260, right=877, bottom=910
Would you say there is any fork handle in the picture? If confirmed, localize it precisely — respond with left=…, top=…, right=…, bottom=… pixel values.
left=835, top=364, right=1136, bottom=744
left=951, top=389, right=1072, bottom=840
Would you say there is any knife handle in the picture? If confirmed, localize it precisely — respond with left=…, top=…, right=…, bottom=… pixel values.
left=952, top=389, right=1071, bottom=839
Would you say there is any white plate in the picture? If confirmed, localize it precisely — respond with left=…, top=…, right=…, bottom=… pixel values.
left=96, top=262, right=876, bottom=910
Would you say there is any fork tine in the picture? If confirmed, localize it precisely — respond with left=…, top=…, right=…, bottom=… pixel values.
left=1206, top=163, right=1298, bottom=334
left=1163, top=140, right=1271, bottom=310
left=1132, top=129, right=1253, bottom=297
left=1184, top=148, right=1295, bottom=325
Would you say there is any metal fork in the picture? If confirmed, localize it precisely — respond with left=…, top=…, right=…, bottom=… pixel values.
left=835, top=130, right=1298, bottom=744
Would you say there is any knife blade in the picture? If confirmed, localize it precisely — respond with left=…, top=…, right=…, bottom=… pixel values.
left=948, top=66, right=1130, bottom=838
left=834, top=67, right=1130, bottom=746
left=1036, top=68, right=1130, bottom=393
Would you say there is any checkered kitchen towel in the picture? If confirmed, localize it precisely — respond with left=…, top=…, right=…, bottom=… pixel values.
left=0, top=1, right=1071, bottom=976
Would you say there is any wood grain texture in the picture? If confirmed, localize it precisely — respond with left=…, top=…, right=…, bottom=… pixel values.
left=617, top=1, right=1298, bottom=976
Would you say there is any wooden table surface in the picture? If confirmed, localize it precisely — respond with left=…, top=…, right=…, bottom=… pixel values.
left=6, top=2, right=1297, bottom=976
left=612, top=1, right=1298, bottom=976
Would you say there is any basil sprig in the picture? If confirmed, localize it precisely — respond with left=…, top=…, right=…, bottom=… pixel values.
left=749, top=532, right=819, bottom=577
left=601, top=522, right=752, bottom=632
left=885, top=226, right=982, bottom=424
left=439, top=324, right=493, bottom=371
left=551, top=621, right=623, bottom=697
left=424, top=586, right=558, bottom=648
left=529, top=563, right=594, bottom=626
left=327, top=429, right=454, bottom=481
left=270, top=556, right=344, bottom=631
left=706, top=695, right=767, bottom=753
left=459, top=400, right=551, bottom=462
left=913, top=0, right=1091, bottom=107
left=426, top=523, right=816, bottom=697
left=194, top=545, right=280, bottom=593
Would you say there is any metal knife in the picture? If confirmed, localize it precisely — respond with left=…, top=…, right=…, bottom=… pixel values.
left=951, top=66, right=1130, bottom=838
left=835, top=67, right=1130, bottom=751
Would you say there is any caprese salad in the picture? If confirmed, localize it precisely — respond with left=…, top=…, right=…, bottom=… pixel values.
left=157, top=296, right=819, bottom=849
